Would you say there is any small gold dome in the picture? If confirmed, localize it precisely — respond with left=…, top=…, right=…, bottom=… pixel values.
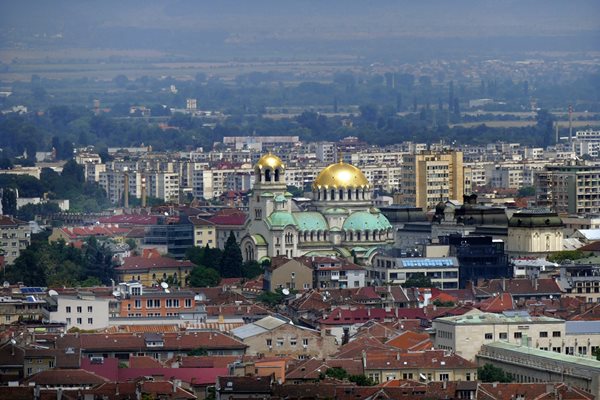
left=313, top=161, right=370, bottom=189
left=255, top=152, right=285, bottom=170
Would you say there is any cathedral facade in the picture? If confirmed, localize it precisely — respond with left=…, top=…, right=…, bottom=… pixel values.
left=240, top=153, right=394, bottom=265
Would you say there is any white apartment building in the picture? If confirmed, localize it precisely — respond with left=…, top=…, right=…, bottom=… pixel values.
left=433, top=311, right=566, bottom=361
left=48, top=295, right=110, bottom=330
left=147, top=172, right=180, bottom=203
left=98, top=170, right=144, bottom=204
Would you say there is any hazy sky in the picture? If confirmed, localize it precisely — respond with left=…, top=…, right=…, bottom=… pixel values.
left=1, top=1, right=599, bottom=60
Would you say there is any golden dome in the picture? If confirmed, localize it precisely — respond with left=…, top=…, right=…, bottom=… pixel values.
left=255, top=152, right=285, bottom=170
left=313, top=161, right=370, bottom=189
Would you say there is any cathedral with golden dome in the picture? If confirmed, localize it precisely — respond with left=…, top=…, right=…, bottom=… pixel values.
left=240, top=153, right=394, bottom=265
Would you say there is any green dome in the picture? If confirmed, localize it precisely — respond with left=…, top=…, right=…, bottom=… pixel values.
left=293, top=212, right=329, bottom=231
left=268, top=211, right=297, bottom=227
left=343, top=211, right=392, bottom=231
left=324, top=207, right=349, bottom=215
left=274, top=194, right=287, bottom=202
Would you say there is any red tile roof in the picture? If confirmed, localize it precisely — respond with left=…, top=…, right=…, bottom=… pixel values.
left=115, top=255, right=195, bottom=271
left=25, top=368, right=109, bottom=385
left=98, top=215, right=160, bottom=225
left=478, top=293, right=515, bottom=313
left=385, top=331, right=433, bottom=351
left=0, top=215, right=27, bottom=226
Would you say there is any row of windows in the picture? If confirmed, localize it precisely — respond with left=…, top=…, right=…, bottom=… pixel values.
left=66, top=306, right=93, bottom=313
left=483, top=331, right=561, bottom=340
left=266, top=338, right=309, bottom=347
left=66, top=317, right=93, bottom=325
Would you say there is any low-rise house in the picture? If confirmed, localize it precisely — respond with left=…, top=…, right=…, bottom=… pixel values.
left=473, top=277, right=562, bottom=302
left=231, top=315, right=337, bottom=360
left=363, top=349, right=477, bottom=384
left=0, top=294, right=46, bottom=325
left=312, top=256, right=367, bottom=289
left=48, top=224, right=130, bottom=244
left=216, top=375, right=274, bottom=400
left=115, top=253, right=196, bottom=287
left=263, top=256, right=313, bottom=292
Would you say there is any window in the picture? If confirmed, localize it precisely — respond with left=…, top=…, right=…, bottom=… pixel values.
left=290, top=338, right=297, bottom=346
left=76, top=318, right=82, bottom=325
left=77, top=306, right=82, bottom=313
left=439, top=373, right=449, bottom=381
left=185, top=299, right=192, bottom=308
left=266, top=339, right=272, bottom=347
left=66, top=318, right=71, bottom=325
left=552, top=347, right=561, bottom=353
left=88, top=318, right=93, bottom=324
left=302, top=339, right=309, bottom=347
left=514, top=332, right=522, bottom=339
left=552, top=331, right=561, bottom=338
left=484, top=333, right=493, bottom=340
left=578, top=346, right=587, bottom=355
left=539, top=331, right=548, bottom=338
left=403, top=373, right=413, bottom=380
left=276, top=338, right=284, bottom=347
left=66, top=306, right=71, bottom=313
left=499, top=332, right=507, bottom=340
left=466, top=372, right=471, bottom=381
left=134, top=300, right=141, bottom=309
left=87, top=306, right=93, bottom=313
left=27, top=367, right=32, bottom=375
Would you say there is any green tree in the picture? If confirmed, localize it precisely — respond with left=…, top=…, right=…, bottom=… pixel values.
left=325, top=367, right=348, bottom=380
left=188, top=265, right=221, bottom=287
left=404, top=273, right=436, bottom=288
left=547, top=250, right=586, bottom=264
left=257, top=289, right=285, bottom=307
left=242, top=260, right=263, bottom=279
left=349, top=375, right=375, bottom=386
left=219, top=231, right=243, bottom=278
left=478, top=363, right=512, bottom=383
left=1, top=188, right=17, bottom=216
left=517, top=186, right=536, bottom=197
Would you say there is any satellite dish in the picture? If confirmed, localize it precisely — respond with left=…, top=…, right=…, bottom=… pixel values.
left=164, top=289, right=170, bottom=293
left=10, top=339, right=16, bottom=345
left=112, top=290, right=121, bottom=297
left=161, top=282, right=169, bottom=289
left=549, top=295, right=553, bottom=300
left=48, top=290, right=59, bottom=296
left=282, top=288, right=290, bottom=296
left=164, top=212, right=169, bottom=216
left=3, top=281, right=9, bottom=288
left=420, top=373, right=427, bottom=380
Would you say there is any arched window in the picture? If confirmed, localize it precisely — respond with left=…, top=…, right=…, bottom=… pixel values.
left=323, top=190, right=327, bottom=200
left=265, top=169, right=271, bottom=182
left=152, top=273, right=156, bottom=280
left=331, top=189, right=335, bottom=200
left=348, top=189, right=352, bottom=199
left=356, top=189, right=360, bottom=199
left=339, top=189, right=344, bottom=200
left=357, top=232, right=361, bottom=241
left=274, top=168, right=280, bottom=182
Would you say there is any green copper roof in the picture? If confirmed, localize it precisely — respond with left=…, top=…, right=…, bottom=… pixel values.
left=284, top=192, right=294, bottom=197
left=334, top=246, right=352, bottom=258
left=251, top=234, right=267, bottom=246
left=261, top=192, right=274, bottom=197
left=293, top=212, right=329, bottom=231
left=268, top=211, right=297, bottom=227
left=274, top=194, right=287, bottom=202
left=342, top=211, right=393, bottom=231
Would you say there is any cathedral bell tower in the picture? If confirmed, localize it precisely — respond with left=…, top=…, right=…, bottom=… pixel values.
left=251, top=152, right=289, bottom=220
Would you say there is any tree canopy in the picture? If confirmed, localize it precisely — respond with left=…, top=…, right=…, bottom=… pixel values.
left=477, top=363, right=512, bottom=383
left=220, top=231, right=243, bottom=278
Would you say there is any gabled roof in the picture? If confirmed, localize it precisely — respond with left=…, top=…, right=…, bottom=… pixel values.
left=385, top=331, right=433, bottom=352
left=478, top=293, right=515, bottom=313
left=474, top=278, right=561, bottom=297
left=24, top=368, right=108, bottom=385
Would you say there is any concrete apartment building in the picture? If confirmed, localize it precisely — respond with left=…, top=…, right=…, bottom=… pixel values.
left=398, top=151, right=464, bottom=211
left=0, top=215, right=31, bottom=265
left=478, top=342, right=600, bottom=400
left=536, top=162, right=600, bottom=214
left=46, top=295, right=110, bottom=330
left=263, top=257, right=313, bottom=292
left=370, top=251, right=459, bottom=289
left=433, top=311, right=566, bottom=361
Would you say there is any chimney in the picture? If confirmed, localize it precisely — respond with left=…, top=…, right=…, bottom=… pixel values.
left=141, top=176, right=147, bottom=208
left=502, top=278, right=506, bottom=292
left=396, top=352, right=400, bottom=361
